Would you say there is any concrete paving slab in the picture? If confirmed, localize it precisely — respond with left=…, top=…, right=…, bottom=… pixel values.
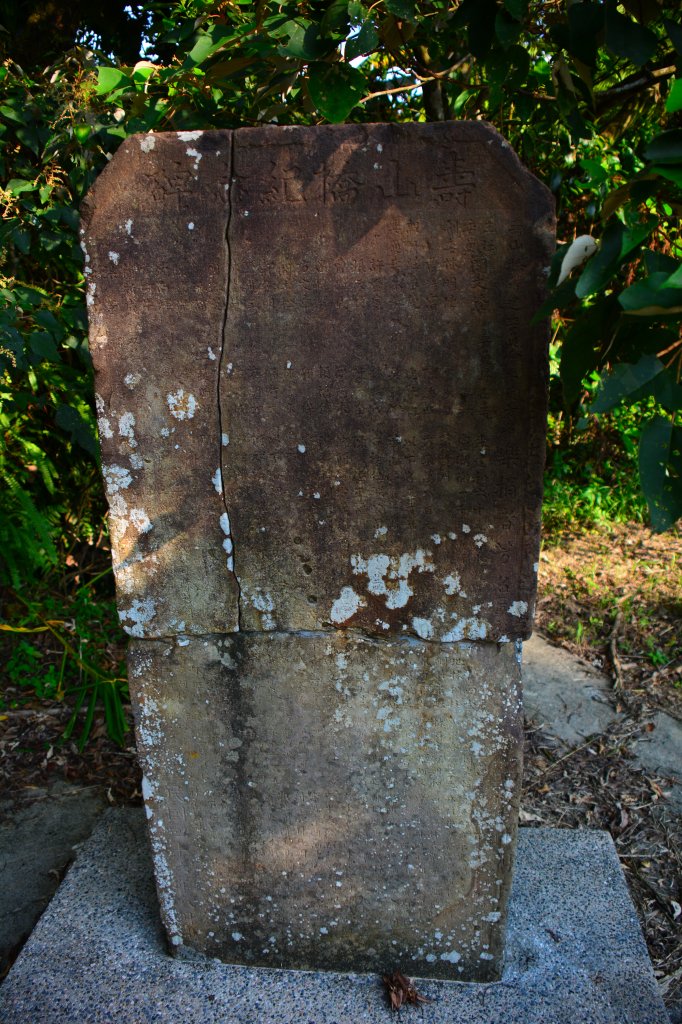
left=636, top=710, right=682, bottom=812
left=523, top=634, right=682, bottom=810
left=0, top=808, right=669, bottom=1024
left=0, top=781, right=105, bottom=975
left=523, top=634, right=618, bottom=745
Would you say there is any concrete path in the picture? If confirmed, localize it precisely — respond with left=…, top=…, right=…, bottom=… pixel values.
left=0, top=634, right=679, bottom=981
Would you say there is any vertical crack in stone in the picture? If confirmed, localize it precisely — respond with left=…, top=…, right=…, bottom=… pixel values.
left=217, top=133, right=242, bottom=629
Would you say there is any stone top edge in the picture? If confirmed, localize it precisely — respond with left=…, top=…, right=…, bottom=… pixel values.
left=81, top=120, right=555, bottom=229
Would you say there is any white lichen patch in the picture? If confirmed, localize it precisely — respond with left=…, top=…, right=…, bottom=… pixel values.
left=167, top=389, right=197, bottom=420
left=330, top=586, right=366, bottom=624
left=212, top=467, right=223, bottom=495
left=374, top=526, right=388, bottom=539
left=119, top=597, right=156, bottom=637
left=473, top=533, right=488, bottom=548
left=508, top=601, right=528, bottom=617
left=125, top=219, right=133, bottom=235
left=442, top=617, right=488, bottom=642
left=350, top=549, right=434, bottom=611
left=124, top=372, right=141, bottom=389
left=186, top=147, right=202, bottom=173
left=188, top=222, right=195, bottom=231
left=130, top=508, right=152, bottom=533
left=178, top=130, right=203, bottom=141
left=103, top=464, right=133, bottom=494
left=376, top=705, right=401, bottom=733
left=139, top=135, right=156, bottom=152
left=297, top=443, right=306, bottom=454
left=207, top=345, right=216, bottom=360
left=95, top=394, right=113, bottom=439
left=412, top=617, right=433, bottom=640
left=118, top=411, right=137, bottom=448
left=108, top=251, right=120, bottom=265
left=249, top=590, right=276, bottom=630
left=443, top=572, right=463, bottom=596
left=222, top=433, right=230, bottom=446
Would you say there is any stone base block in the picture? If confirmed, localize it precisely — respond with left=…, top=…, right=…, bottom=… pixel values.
left=128, top=634, right=523, bottom=979
left=0, top=811, right=669, bottom=1024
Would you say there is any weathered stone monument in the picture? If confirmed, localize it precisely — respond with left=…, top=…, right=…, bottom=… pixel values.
left=81, top=122, right=554, bottom=981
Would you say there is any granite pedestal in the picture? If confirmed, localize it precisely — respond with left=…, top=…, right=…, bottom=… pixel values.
left=0, top=809, right=668, bottom=1023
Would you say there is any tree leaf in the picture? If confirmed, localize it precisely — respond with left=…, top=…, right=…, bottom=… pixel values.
left=504, top=0, right=529, bottom=21
left=55, top=404, right=99, bottom=458
left=666, top=78, right=682, bottom=114
left=185, top=25, right=237, bottom=66
left=620, top=218, right=656, bottom=259
left=457, top=0, right=497, bottom=59
left=568, top=2, right=604, bottom=68
left=651, top=164, right=682, bottom=187
left=660, top=263, right=682, bottom=290
left=589, top=354, right=663, bottom=413
left=385, top=0, right=416, bottom=22
left=605, top=4, right=658, bottom=67
left=278, top=21, right=327, bottom=60
left=644, top=130, right=682, bottom=165
left=7, top=178, right=37, bottom=196
left=29, top=332, right=60, bottom=362
left=647, top=368, right=682, bottom=413
left=619, top=272, right=682, bottom=313
left=560, top=296, right=620, bottom=404
left=664, top=16, right=682, bottom=56
left=638, top=417, right=682, bottom=531
left=321, top=0, right=352, bottom=40
left=345, top=21, right=379, bottom=61
left=495, top=10, right=522, bottom=49
left=95, top=66, right=130, bottom=96
left=307, top=63, right=366, bottom=122
left=645, top=250, right=678, bottom=275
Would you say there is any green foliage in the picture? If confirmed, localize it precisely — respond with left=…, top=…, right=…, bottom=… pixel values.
left=1, top=0, right=681, bottom=743
left=1, top=581, right=128, bottom=748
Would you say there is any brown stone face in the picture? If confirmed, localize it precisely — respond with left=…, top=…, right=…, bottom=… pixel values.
left=225, top=123, right=553, bottom=642
left=81, top=131, right=239, bottom=638
left=82, top=123, right=554, bottom=980
left=83, top=123, right=553, bottom=644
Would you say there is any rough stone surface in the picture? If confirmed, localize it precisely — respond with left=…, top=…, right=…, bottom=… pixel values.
left=225, top=123, right=553, bottom=642
left=129, top=634, right=523, bottom=979
left=0, top=782, right=105, bottom=975
left=81, top=131, right=239, bottom=638
left=0, top=810, right=669, bottom=1024
left=82, top=123, right=554, bottom=643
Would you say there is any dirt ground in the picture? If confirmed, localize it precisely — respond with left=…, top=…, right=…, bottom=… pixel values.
left=0, top=522, right=680, bottom=1009
left=527, top=523, right=682, bottom=1014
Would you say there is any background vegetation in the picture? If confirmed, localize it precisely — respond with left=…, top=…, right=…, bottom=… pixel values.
left=0, top=0, right=680, bottom=741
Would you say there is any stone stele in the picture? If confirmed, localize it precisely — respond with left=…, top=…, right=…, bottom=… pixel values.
left=82, top=122, right=554, bottom=981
